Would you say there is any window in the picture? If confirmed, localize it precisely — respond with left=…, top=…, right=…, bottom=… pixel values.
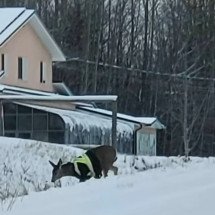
left=1, top=54, right=4, bottom=71
left=18, top=57, right=28, bottom=80
left=18, top=57, right=23, bottom=79
left=40, top=61, right=46, bottom=83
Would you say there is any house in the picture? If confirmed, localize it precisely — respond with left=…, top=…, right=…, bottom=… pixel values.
left=0, top=7, right=65, bottom=92
left=0, top=7, right=165, bottom=155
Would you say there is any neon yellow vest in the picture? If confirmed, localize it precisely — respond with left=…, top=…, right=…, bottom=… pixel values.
left=74, top=154, right=95, bottom=177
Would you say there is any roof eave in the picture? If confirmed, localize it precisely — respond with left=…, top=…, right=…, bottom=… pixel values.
left=150, top=120, right=166, bottom=129
left=28, top=14, right=66, bottom=62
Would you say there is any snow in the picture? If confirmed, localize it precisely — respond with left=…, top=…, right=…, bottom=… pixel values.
left=17, top=102, right=134, bottom=136
left=0, top=137, right=215, bottom=215
left=81, top=106, right=165, bottom=128
left=0, top=8, right=25, bottom=33
left=5, top=167, right=215, bottom=215
left=0, top=84, right=57, bottom=96
left=0, top=94, right=118, bottom=101
left=0, top=83, right=94, bottom=108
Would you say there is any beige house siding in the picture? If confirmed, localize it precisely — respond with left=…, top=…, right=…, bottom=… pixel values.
left=0, top=23, right=54, bottom=92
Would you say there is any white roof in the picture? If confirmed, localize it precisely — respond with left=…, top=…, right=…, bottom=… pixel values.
left=0, top=83, right=57, bottom=96
left=0, top=7, right=65, bottom=61
left=80, top=107, right=165, bottom=129
left=0, top=84, right=113, bottom=107
left=0, top=8, right=26, bottom=31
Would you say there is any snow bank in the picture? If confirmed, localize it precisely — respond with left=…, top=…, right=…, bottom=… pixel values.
left=1, top=151, right=215, bottom=215
left=0, top=137, right=84, bottom=199
left=0, top=136, right=215, bottom=204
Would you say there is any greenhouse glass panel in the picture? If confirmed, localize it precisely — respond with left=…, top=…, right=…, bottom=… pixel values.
left=18, top=115, right=32, bottom=130
left=4, top=115, right=16, bottom=130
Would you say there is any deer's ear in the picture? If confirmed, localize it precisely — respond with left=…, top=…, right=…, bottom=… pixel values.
left=58, top=158, right=63, bottom=166
left=49, top=160, right=56, bottom=168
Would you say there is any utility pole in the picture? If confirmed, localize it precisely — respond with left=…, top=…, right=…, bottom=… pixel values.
left=112, top=100, right=117, bottom=148
left=183, top=75, right=189, bottom=157
left=0, top=100, right=4, bottom=136
left=0, top=71, right=5, bottom=136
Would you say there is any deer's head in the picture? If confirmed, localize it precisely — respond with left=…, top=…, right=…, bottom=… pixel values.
left=49, top=159, right=63, bottom=182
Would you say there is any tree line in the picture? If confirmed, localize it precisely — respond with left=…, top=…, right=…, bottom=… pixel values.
left=1, top=0, right=215, bottom=156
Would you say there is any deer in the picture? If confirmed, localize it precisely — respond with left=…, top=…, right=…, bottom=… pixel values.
left=49, top=145, right=118, bottom=183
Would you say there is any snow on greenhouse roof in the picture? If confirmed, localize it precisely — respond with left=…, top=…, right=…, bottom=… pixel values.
left=80, top=107, right=165, bottom=129
left=16, top=103, right=134, bottom=137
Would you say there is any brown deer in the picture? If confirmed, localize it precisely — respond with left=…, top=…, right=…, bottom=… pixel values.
left=49, top=145, right=118, bottom=182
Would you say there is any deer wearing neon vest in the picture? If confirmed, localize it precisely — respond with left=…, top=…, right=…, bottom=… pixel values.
left=49, top=145, right=118, bottom=182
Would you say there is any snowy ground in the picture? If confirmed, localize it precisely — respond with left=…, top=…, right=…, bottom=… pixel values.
left=0, top=137, right=215, bottom=215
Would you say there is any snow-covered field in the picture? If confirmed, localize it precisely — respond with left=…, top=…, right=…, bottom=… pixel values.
left=0, top=137, right=215, bottom=215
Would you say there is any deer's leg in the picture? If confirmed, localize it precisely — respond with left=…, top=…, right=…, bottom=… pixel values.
left=102, top=165, right=118, bottom=177
left=102, top=168, right=109, bottom=177
left=79, top=178, right=86, bottom=183
left=79, top=175, right=91, bottom=182
left=110, top=165, right=118, bottom=175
